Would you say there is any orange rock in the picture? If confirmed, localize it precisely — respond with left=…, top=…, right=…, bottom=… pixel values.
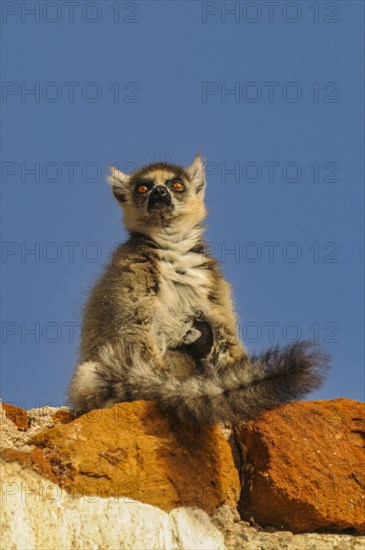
left=29, top=401, right=240, bottom=514
left=1, top=447, right=57, bottom=483
left=2, top=404, right=29, bottom=430
left=51, top=410, right=74, bottom=424
left=236, top=398, right=365, bottom=535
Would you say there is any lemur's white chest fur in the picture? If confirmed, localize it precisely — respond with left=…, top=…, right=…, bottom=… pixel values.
left=152, top=235, right=212, bottom=354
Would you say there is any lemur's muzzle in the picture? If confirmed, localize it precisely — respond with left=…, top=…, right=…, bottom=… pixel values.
left=148, top=185, right=172, bottom=211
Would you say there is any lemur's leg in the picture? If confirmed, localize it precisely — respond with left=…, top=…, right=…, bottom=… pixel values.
left=68, top=337, right=167, bottom=415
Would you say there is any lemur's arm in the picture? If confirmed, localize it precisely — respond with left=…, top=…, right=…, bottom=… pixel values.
left=202, top=262, right=248, bottom=370
left=69, top=249, right=171, bottom=414
left=80, top=247, right=161, bottom=350
left=177, top=255, right=247, bottom=370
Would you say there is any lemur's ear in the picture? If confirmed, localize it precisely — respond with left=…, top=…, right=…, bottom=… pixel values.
left=107, top=165, right=130, bottom=203
left=186, top=153, right=206, bottom=194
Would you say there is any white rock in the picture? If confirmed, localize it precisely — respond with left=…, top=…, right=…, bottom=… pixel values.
left=1, top=460, right=225, bottom=550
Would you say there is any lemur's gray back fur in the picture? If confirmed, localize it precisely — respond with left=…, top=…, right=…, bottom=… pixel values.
left=68, top=155, right=329, bottom=422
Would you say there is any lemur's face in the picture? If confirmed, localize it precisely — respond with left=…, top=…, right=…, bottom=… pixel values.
left=108, top=155, right=207, bottom=235
left=129, top=166, right=190, bottom=216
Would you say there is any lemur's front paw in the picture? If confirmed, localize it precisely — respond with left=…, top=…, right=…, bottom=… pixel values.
left=182, top=327, right=202, bottom=345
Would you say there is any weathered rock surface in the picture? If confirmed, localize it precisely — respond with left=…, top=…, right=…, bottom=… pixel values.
left=2, top=460, right=363, bottom=550
left=1, top=400, right=365, bottom=549
left=0, top=403, right=73, bottom=451
left=236, top=398, right=365, bottom=535
left=3, top=401, right=240, bottom=514
left=1, top=459, right=225, bottom=550
left=213, top=505, right=365, bottom=550
left=2, top=403, right=29, bottom=430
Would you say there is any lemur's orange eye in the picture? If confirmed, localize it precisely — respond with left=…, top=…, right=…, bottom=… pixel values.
left=137, top=185, right=149, bottom=193
left=171, top=180, right=185, bottom=192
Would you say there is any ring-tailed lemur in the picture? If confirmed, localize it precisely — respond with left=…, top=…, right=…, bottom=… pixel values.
left=68, top=154, right=329, bottom=422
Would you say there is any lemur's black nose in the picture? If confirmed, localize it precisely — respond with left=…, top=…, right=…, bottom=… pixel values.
left=154, top=185, right=168, bottom=196
left=148, top=184, right=172, bottom=211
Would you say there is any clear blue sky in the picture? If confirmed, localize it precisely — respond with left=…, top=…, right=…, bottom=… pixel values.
left=1, top=1, right=364, bottom=408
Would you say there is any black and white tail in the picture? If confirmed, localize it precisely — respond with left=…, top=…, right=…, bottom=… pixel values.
left=83, top=340, right=329, bottom=424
